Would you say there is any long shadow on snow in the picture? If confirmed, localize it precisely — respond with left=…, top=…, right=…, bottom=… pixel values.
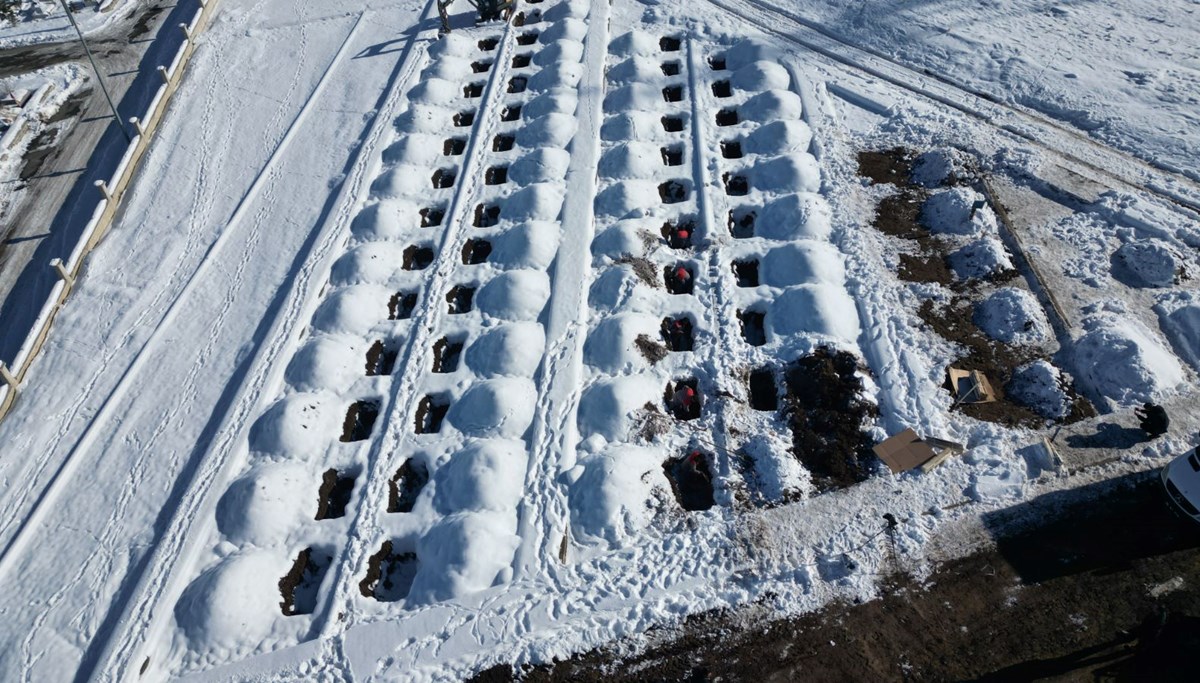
left=982, top=471, right=1200, bottom=586
left=0, top=0, right=206, bottom=365
left=67, top=15, right=436, bottom=682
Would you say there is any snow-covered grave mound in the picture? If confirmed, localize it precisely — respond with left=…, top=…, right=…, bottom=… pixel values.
left=601, top=111, right=669, bottom=142
left=330, top=242, right=410, bottom=286
left=731, top=61, right=790, bottom=92
left=921, top=186, right=998, bottom=235
left=285, top=336, right=365, bottom=392
left=973, top=287, right=1052, bottom=345
left=607, top=57, right=664, bottom=86
left=447, top=378, right=537, bottom=438
left=434, top=439, right=528, bottom=514
left=477, top=270, right=551, bottom=321
left=578, top=375, right=663, bottom=442
left=518, top=113, right=577, bottom=149
left=747, top=153, right=821, bottom=194
left=600, top=141, right=665, bottom=179
left=609, top=30, right=660, bottom=58
left=489, top=221, right=561, bottom=270
left=744, top=120, right=813, bottom=156
left=535, top=40, right=585, bottom=68
left=524, top=88, right=578, bottom=118
left=509, top=148, right=571, bottom=185
left=349, top=200, right=420, bottom=240
left=723, top=38, right=782, bottom=71
left=529, top=62, right=584, bottom=92
left=1111, top=240, right=1181, bottom=287
left=949, top=238, right=1013, bottom=280
left=770, top=284, right=861, bottom=345
left=1007, top=360, right=1070, bottom=420
left=583, top=313, right=662, bottom=373
left=740, top=89, right=804, bottom=123
left=568, top=444, right=664, bottom=546
left=1156, top=292, right=1200, bottom=372
left=312, top=285, right=391, bottom=335
left=175, top=550, right=289, bottom=653
left=381, top=133, right=442, bottom=166
left=408, top=512, right=519, bottom=604
left=757, top=193, right=833, bottom=241
left=216, top=462, right=314, bottom=547
left=1073, top=314, right=1186, bottom=406
left=248, top=393, right=340, bottom=459
left=759, top=242, right=846, bottom=288
left=466, top=322, right=546, bottom=378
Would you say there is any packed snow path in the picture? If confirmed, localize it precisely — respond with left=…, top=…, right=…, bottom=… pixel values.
left=0, top=0, right=1197, bottom=681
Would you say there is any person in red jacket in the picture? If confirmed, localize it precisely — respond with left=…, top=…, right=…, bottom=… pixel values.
left=666, top=264, right=693, bottom=294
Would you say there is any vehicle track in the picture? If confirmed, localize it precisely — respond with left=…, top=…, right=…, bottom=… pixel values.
left=707, top=0, right=1200, bottom=217
left=312, top=10, right=522, bottom=644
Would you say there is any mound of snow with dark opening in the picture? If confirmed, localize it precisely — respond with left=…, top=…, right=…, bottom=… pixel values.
left=949, top=238, right=1013, bottom=280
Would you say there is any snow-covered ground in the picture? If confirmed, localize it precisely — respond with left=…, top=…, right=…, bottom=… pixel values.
left=0, top=0, right=1198, bottom=681
left=0, top=0, right=139, bottom=48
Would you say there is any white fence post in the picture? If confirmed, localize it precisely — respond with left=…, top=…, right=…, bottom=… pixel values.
left=179, top=23, right=193, bottom=40
left=94, top=179, right=113, bottom=201
left=50, top=258, right=75, bottom=288
left=157, top=66, right=169, bottom=84
left=129, top=116, right=145, bottom=136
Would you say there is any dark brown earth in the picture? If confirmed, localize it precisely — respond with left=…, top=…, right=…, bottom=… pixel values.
left=472, top=472, right=1200, bottom=682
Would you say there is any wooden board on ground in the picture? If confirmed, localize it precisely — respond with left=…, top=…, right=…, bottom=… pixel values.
left=873, top=428, right=938, bottom=473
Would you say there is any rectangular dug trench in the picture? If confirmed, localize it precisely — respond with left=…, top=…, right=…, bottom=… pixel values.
left=414, top=394, right=450, bottom=434
left=389, top=291, right=418, bottom=320
left=738, top=309, right=766, bottom=346
left=663, top=451, right=715, bottom=511
left=341, top=400, right=380, bottom=442
left=389, top=459, right=429, bottom=513
left=315, top=468, right=356, bottom=520
left=432, top=336, right=464, bottom=373
left=447, top=285, right=475, bottom=314
left=359, top=541, right=418, bottom=602
left=279, top=547, right=332, bottom=616
left=365, top=339, right=398, bottom=376
left=748, top=368, right=779, bottom=411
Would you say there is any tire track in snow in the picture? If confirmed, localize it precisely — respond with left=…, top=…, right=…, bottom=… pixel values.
left=707, top=0, right=1200, bottom=218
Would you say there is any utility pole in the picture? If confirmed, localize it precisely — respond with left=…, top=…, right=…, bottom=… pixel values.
left=57, top=0, right=130, bottom=141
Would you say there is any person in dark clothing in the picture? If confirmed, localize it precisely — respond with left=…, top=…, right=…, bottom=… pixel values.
left=1135, top=402, right=1169, bottom=438
left=663, top=317, right=693, bottom=351
left=665, top=265, right=693, bottom=294
left=669, top=383, right=700, bottom=420
left=667, top=223, right=693, bottom=249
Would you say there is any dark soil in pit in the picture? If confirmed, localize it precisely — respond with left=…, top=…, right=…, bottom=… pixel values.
left=662, top=452, right=715, bottom=512
left=784, top=347, right=878, bottom=491
left=414, top=394, right=449, bottom=434
left=388, top=459, right=428, bottom=513
left=278, top=547, right=331, bottom=616
left=359, top=541, right=418, bottom=602
left=918, top=298, right=1095, bottom=427
left=432, top=336, right=463, bottom=373
left=365, top=339, right=398, bottom=376
left=747, top=368, right=778, bottom=411
left=481, top=473, right=1200, bottom=683
left=315, top=468, right=355, bottom=520
left=340, top=400, right=380, bottom=442
left=857, top=146, right=917, bottom=187
left=389, top=291, right=418, bottom=320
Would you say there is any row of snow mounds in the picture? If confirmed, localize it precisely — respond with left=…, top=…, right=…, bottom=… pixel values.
left=386, top=0, right=592, bottom=610
left=169, top=2, right=593, bottom=667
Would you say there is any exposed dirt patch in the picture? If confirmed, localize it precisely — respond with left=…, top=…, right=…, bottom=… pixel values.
left=388, top=459, right=428, bottom=513
left=857, top=147, right=916, bottom=187
left=414, top=394, right=449, bottom=434
left=315, top=468, right=355, bottom=520
left=784, top=347, right=878, bottom=491
left=615, top=256, right=660, bottom=288
left=359, top=540, right=418, bottom=602
left=278, top=548, right=331, bottom=616
left=340, top=400, right=380, bottom=442
left=635, top=334, right=668, bottom=364
left=365, top=339, right=398, bottom=376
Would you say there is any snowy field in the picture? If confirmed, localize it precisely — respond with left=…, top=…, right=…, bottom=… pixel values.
left=0, top=0, right=1198, bottom=680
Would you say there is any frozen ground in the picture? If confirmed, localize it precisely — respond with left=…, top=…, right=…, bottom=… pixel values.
left=0, top=0, right=1197, bottom=681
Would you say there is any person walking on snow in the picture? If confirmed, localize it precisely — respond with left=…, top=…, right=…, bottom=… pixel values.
left=1135, top=402, right=1169, bottom=438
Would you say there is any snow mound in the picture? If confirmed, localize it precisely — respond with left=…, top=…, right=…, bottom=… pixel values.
left=523, top=88, right=579, bottom=119
left=724, top=39, right=782, bottom=71
left=745, top=120, right=813, bottom=156
left=583, top=313, right=662, bottom=373
left=509, top=148, right=571, bottom=186
left=502, top=183, right=565, bottom=222
left=409, top=512, right=519, bottom=604
left=490, top=221, right=561, bottom=270
left=477, top=270, right=551, bottom=321
left=911, top=149, right=966, bottom=188
left=518, top=113, right=577, bottom=149
left=758, top=193, right=833, bottom=241
left=370, top=164, right=432, bottom=199
left=536, top=40, right=584, bottom=68
left=748, top=153, right=821, bottom=193
left=921, top=187, right=997, bottom=235
left=609, top=30, right=659, bottom=58
left=381, top=134, right=442, bottom=167
left=731, top=60, right=790, bottom=91
left=742, top=432, right=806, bottom=504
left=539, top=18, right=587, bottom=43
left=1008, top=360, right=1069, bottom=419
left=607, top=58, right=664, bottom=86
left=448, top=379, right=537, bottom=438
left=949, top=238, right=1013, bottom=280
left=312, top=285, right=390, bottom=335
left=285, top=336, right=364, bottom=393
left=578, top=375, right=663, bottom=441
left=1112, top=240, right=1180, bottom=287
left=529, top=62, right=583, bottom=92
left=216, top=462, right=313, bottom=547
left=591, top=221, right=652, bottom=260
left=351, top=201, right=419, bottom=241
left=408, top=78, right=459, bottom=106
left=770, top=285, right=861, bottom=344
left=435, top=439, right=528, bottom=514
left=601, top=112, right=665, bottom=142
left=760, top=242, right=845, bottom=288
left=420, top=58, right=471, bottom=82
left=466, top=323, right=546, bottom=378
left=395, top=104, right=453, bottom=134
left=330, top=242, right=409, bottom=286
left=599, top=142, right=663, bottom=179
left=1159, top=296, right=1200, bottom=370
left=740, top=90, right=803, bottom=123
left=175, top=551, right=285, bottom=652
left=248, top=393, right=340, bottom=459
left=1073, top=314, right=1186, bottom=406
left=604, top=83, right=666, bottom=112
left=427, top=33, right=475, bottom=59
left=973, top=287, right=1051, bottom=345
left=595, top=180, right=662, bottom=219
left=588, top=266, right=662, bottom=313
left=543, top=0, right=589, bottom=21
left=569, top=445, right=661, bottom=545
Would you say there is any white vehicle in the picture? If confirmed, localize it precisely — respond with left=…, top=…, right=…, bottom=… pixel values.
left=1161, top=449, right=1200, bottom=523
